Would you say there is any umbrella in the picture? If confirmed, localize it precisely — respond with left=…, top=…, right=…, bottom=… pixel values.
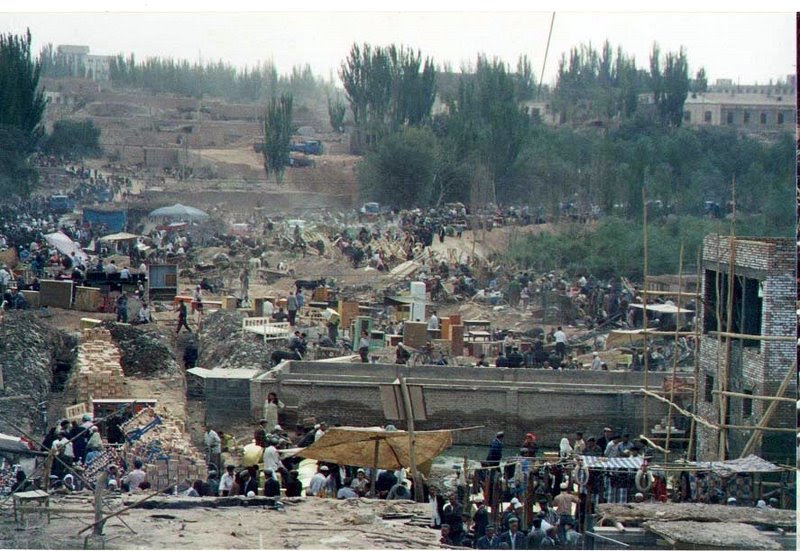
left=99, top=232, right=139, bottom=242
left=148, top=203, right=209, bottom=219
left=44, top=231, right=89, bottom=264
left=289, top=426, right=453, bottom=472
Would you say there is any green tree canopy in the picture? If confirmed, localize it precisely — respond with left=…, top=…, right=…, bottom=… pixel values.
left=44, top=119, right=101, bottom=159
left=262, top=93, right=293, bottom=184
left=0, top=29, right=46, bottom=199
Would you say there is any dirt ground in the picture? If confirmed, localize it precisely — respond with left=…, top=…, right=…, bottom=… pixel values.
left=0, top=495, right=441, bottom=550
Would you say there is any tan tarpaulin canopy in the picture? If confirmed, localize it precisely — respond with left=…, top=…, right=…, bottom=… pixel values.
left=289, top=426, right=453, bottom=473
left=605, top=329, right=649, bottom=348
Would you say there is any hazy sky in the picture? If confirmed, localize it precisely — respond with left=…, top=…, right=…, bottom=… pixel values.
left=1, top=3, right=796, bottom=86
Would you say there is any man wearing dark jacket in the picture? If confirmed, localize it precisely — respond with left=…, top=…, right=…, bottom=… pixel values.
left=476, top=525, right=500, bottom=549
left=486, top=432, right=504, bottom=466
left=499, top=517, right=526, bottom=550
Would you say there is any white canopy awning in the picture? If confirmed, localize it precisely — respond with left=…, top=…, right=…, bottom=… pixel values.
left=630, top=303, right=693, bottom=314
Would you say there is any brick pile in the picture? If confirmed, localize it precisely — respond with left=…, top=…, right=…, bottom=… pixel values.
left=121, top=407, right=208, bottom=488
left=72, top=328, right=127, bottom=401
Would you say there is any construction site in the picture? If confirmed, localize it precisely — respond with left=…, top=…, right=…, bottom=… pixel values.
left=0, top=23, right=797, bottom=551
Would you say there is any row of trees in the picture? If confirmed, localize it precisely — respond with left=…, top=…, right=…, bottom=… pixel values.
left=106, top=54, right=334, bottom=104
left=340, top=44, right=436, bottom=152
left=550, top=41, right=696, bottom=126
left=351, top=41, right=792, bottom=235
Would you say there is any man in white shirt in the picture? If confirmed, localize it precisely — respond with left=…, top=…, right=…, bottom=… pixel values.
left=590, top=352, right=603, bottom=370
left=104, top=260, right=118, bottom=275
left=218, top=465, right=235, bottom=496
left=119, top=266, right=130, bottom=280
left=262, top=437, right=283, bottom=473
left=125, top=459, right=147, bottom=491
left=553, top=326, right=568, bottom=359
left=307, top=465, right=331, bottom=497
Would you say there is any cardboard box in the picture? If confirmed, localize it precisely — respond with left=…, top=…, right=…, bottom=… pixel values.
left=20, top=290, right=40, bottom=308
left=39, top=279, right=73, bottom=308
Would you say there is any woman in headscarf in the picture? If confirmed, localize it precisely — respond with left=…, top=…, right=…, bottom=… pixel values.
left=559, top=437, right=573, bottom=460
left=263, top=392, right=284, bottom=433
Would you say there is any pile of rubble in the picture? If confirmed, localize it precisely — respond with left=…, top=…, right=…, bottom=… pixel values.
left=121, top=406, right=208, bottom=486
left=0, top=312, right=76, bottom=435
left=199, top=310, right=280, bottom=370
left=100, top=321, right=180, bottom=378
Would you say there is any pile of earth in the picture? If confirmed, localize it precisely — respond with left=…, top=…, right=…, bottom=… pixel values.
left=100, top=321, right=180, bottom=378
left=0, top=311, right=77, bottom=435
left=199, top=311, right=281, bottom=370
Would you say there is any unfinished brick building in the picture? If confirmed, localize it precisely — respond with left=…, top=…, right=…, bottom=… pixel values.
left=695, top=235, right=796, bottom=461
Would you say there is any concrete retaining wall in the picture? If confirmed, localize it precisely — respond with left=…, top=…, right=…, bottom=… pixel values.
left=248, top=362, right=671, bottom=448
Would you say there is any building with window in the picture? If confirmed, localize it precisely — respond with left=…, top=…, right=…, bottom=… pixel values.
left=55, top=44, right=111, bottom=81
left=682, top=92, right=795, bottom=137
left=695, top=236, right=795, bottom=461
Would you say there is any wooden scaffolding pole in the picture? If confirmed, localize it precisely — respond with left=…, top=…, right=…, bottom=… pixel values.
left=719, top=234, right=737, bottom=460
left=686, top=249, right=702, bottom=460
left=708, top=331, right=795, bottom=342
left=640, top=388, right=719, bottom=430
left=641, top=186, right=650, bottom=438
left=739, top=362, right=797, bottom=457
left=712, top=390, right=795, bottom=403
left=664, top=242, right=684, bottom=459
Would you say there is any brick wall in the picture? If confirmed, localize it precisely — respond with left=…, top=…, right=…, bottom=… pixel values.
left=697, top=235, right=795, bottom=460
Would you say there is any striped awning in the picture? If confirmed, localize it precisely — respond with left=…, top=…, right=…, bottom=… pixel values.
left=579, top=455, right=644, bottom=470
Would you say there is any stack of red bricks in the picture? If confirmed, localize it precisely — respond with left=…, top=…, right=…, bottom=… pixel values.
left=73, top=328, right=126, bottom=401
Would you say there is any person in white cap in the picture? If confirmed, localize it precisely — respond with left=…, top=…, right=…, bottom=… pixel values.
left=350, top=468, right=370, bottom=497
left=591, top=352, right=603, bottom=370
left=553, top=481, right=579, bottom=541
left=726, top=497, right=737, bottom=506
left=501, top=497, right=523, bottom=531
left=308, top=464, right=331, bottom=497
left=314, top=422, right=327, bottom=442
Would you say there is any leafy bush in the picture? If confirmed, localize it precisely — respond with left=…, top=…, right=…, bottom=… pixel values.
left=43, top=119, right=101, bottom=158
left=507, top=215, right=790, bottom=281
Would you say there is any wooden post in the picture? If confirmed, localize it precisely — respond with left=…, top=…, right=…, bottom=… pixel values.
left=42, top=448, right=55, bottom=492
left=719, top=236, right=736, bottom=460
left=686, top=249, right=701, bottom=460
left=641, top=186, right=650, bottom=438
left=739, top=362, right=797, bottom=457
left=369, top=439, right=380, bottom=498
left=93, top=472, right=106, bottom=536
left=400, top=377, right=423, bottom=502
left=664, top=242, right=684, bottom=460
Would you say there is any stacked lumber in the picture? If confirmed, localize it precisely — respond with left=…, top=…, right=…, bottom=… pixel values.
left=73, top=328, right=126, bottom=401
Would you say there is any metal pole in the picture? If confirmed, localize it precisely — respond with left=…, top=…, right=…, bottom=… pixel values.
left=537, top=13, right=556, bottom=100
left=400, top=377, right=423, bottom=502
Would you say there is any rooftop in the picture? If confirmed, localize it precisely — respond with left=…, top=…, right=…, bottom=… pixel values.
left=685, top=93, right=794, bottom=107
